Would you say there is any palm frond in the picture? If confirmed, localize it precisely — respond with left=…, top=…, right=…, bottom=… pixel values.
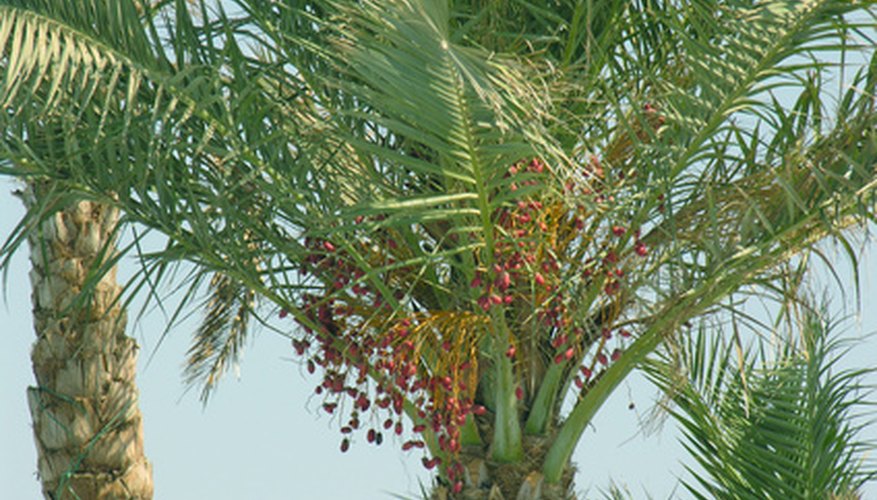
left=646, top=307, right=876, bottom=498
left=0, top=0, right=163, bottom=110
left=184, top=271, right=255, bottom=402
left=308, top=0, right=567, bottom=243
left=0, top=0, right=273, bottom=397
left=543, top=1, right=877, bottom=483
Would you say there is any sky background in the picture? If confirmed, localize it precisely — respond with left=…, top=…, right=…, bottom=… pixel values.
left=2, top=182, right=877, bottom=499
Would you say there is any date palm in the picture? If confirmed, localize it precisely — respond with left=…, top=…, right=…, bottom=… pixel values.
left=0, top=1, right=161, bottom=496
left=2, top=0, right=876, bottom=498
left=13, top=185, right=153, bottom=499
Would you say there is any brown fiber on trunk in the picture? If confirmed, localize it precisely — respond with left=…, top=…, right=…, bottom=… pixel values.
left=23, top=187, right=153, bottom=499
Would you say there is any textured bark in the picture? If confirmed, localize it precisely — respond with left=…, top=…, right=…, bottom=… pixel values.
left=23, top=187, right=153, bottom=500
left=431, top=435, right=577, bottom=500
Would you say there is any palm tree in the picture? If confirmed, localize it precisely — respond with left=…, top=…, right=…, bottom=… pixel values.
left=0, top=1, right=162, bottom=496
left=14, top=185, right=153, bottom=499
left=1, top=1, right=876, bottom=498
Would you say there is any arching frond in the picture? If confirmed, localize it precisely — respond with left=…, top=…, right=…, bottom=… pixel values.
left=184, top=271, right=255, bottom=402
left=646, top=308, right=877, bottom=498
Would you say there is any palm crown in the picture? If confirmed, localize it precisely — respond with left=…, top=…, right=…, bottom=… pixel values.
left=2, top=0, right=876, bottom=497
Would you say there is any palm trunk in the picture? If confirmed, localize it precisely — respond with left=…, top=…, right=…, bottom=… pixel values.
left=23, top=187, right=153, bottom=499
left=432, top=431, right=576, bottom=499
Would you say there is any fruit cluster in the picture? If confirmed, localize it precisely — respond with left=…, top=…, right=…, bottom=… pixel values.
left=280, top=156, right=650, bottom=492
left=287, top=235, right=485, bottom=490
left=473, top=158, right=649, bottom=391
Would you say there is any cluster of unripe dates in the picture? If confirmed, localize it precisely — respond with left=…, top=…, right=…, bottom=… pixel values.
left=281, top=156, right=649, bottom=493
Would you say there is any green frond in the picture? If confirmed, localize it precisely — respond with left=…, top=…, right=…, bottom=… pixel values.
left=647, top=307, right=876, bottom=498
left=312, top=0, right=567, bottom=239
left=0, top=0, right=162, bottom=108
left=184, top=271, right=256, bottom=402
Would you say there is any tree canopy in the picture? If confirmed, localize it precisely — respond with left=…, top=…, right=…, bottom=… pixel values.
left=2, top=0, right=876, bottom=497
